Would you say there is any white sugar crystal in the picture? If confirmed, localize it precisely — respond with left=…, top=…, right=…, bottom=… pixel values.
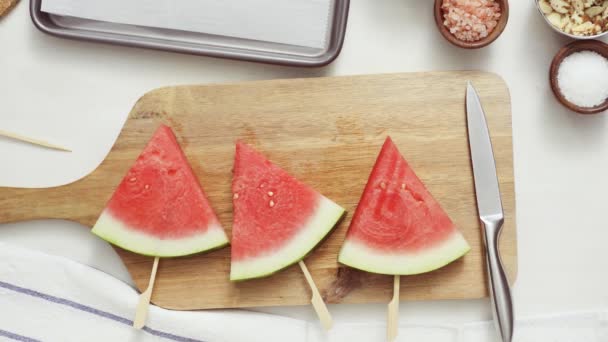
left=557, top=51, right=608, bottom=108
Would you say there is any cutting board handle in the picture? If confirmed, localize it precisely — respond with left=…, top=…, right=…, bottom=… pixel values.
left=0, top=120, right=140, bottom=227
left=0, top=163, right=117, bottom=227
left=0, top=179, right=101, bottom=227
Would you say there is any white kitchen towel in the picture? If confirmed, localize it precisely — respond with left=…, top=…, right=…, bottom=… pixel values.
left=40, top=0, right=333, bottom=49
left=0, top=242, right=308, bottom=342
left=1, top=241, right=607, bottom=342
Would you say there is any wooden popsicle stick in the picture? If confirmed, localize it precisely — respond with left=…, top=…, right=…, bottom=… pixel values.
left=387, top=275, right=400, bottom=342
left=298, top=260, right=333, bottom=330
left=0, top=129, right=71, bottom=152
left=133, top=256, right=160, bottom=329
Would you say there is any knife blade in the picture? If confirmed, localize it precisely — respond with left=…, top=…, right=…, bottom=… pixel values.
left=466, top=82, right=514, bottom=342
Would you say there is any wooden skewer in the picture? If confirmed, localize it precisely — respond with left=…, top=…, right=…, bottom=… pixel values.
left=298, top=260, right=333, bottom=330
left=387, top=275, right=400, bottom=342
left=133, top=256, right=160, bottom=329
left=0, top=129, right=71, bottom=152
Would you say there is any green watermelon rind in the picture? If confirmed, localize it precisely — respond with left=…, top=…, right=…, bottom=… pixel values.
left=338, top=232, right=471, bottom=276
left=230, top=196, right=345, bottom=281
left=92, top=210, right=230, bottom=258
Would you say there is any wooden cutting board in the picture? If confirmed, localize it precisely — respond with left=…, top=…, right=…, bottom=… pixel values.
left=0, top=71, right=517, bottom=310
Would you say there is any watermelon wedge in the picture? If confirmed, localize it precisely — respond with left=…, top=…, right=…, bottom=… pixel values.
left=230, top=142, right=345, bottom=281
left=91, top=125, right=229, bottom=257
left=338, top=137, right=470, bottom=275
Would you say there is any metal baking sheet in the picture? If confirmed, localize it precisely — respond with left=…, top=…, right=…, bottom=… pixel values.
left=30, top=0, right=349, bottom=67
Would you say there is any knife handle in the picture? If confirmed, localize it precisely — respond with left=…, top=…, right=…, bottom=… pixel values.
left=482, top=217, right=514, bottom=342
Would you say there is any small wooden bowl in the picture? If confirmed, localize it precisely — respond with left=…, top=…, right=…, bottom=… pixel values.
left=434, top=0, right=509, bottom=49
left=550, top=40, right=608, bottom=115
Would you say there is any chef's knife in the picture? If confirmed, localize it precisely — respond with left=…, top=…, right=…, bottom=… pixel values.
left=466, top=82, right=514, bottom=342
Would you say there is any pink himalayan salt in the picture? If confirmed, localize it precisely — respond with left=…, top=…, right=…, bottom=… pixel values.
left=442, top=0, right=501, bottom=42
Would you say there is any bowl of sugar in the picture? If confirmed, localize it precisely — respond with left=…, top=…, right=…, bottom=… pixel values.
left=550, top=40, right=608, bottom=114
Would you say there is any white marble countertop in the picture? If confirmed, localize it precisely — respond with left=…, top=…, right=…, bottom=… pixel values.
left=1, top=0, right=608, bottom=336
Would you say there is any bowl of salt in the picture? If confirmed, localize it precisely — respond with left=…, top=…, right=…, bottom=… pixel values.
left=550, top=40, right=608, bottom=114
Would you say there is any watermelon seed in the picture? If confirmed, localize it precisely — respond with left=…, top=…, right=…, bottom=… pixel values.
left=145, top=184, right=150, bottom=190
left=129, top=177, right=137, bottom=182
left=269, top=200, right=275, bottom=207
left=401, top=183, right=406, bottom=190
left=233, top=193, right=239, bottom=200
left=268, top=191, right=274, bottom=197
left=380, top=182, right=387, bottom=190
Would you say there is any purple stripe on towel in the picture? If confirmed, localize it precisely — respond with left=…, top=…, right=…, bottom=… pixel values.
left=0, top=281, right=203, bottom=342
left=0, top=329, right=40, bottom=342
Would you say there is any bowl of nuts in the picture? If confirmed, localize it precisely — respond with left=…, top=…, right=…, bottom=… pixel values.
left=536, top=0, right=608, bottom=39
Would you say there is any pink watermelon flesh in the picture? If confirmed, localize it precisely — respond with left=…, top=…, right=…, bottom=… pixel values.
left=91, top=125, right=229, bottom=257
left=230, top=141, right=345, bottom=281
left=338, top=137, right=470, bottom=275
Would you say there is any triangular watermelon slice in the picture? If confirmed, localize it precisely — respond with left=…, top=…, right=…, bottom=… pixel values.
left=92, top=125, right=229, bottom=257
left=338, top=137, right=470, bottom=275
left=230, top=141, right=345, bottom=281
